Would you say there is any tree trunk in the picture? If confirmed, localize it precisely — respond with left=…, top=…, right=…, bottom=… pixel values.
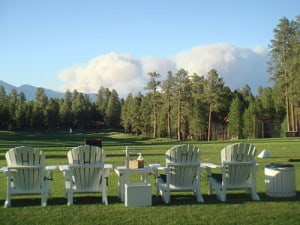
left=177, top=91, right=182, bottom=141
left=153, top=109, right=157, bottom=138
left=291, top=102, right=295, bottom=131
left=167, top=105, right=171, bottom=139
left=208, top=104, right=212, bottom=141
left=285, top=87, right=291, bottom=131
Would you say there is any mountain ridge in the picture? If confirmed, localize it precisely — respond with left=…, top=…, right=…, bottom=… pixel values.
left=0, top=80, right=96, bottom=100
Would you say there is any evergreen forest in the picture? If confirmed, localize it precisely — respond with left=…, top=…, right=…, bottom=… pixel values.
left=0, top=16, right=299, bottom=141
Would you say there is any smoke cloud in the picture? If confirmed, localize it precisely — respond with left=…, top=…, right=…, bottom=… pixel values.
left=59, top=43, right=269, bottom=97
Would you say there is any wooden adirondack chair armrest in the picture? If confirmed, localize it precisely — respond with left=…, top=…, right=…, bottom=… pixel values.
left=3, top=165, right=44, bottom=176
left=0, top=167, right=12, bottom=177
left=0, top=167, right=8, bottom=172
left=201, top=163, right=221, bottom=169
left=0, top=167, right=8, bottom=174
left=150, top=164, right=165, bottom=171
left=103, top=164, right=113, bottom=177
left=201, top=163, right=222, bottom=177
left=149, top=164, right=167, bottom=179
left=69, top=163, right=104, bottom=169
left=59, top=165, right=70, bottom=171
left=44, top=165, right=57, bottom=180
left=104, top=163, right=113, bottom=170
left=45, top=165, right=57, bottom=171
left=154, top=166, right=167, bottom=172
left=7, top=165, right=44, bottom=169
left=59, top=165, right=73, bottom=180
left=222, top=161, right=256, bottom=166
left=167, top=162, right=200, bottom=167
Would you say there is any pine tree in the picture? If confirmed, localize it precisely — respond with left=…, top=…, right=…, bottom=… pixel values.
left=145, top=71, right=161, bottom=138
left=160, top=71, right=174, bottom=138
left=60, top=90, right=73, bottom=128
left=173, top=69, right=191, bottom=140
left=268, top=16, right=300, bottom=134
left=121, top=94, right=133, bottom=133
left=190, top=73, right=208, bottom=140
left=32, top=88, right=48, bottom=129
left=203, top=69, right=226, bottom=141
left=228, top=96, right=242, bottom=139
left=45, top=98, right=60, bottom=130
left=0, top=86, right=9, bottom=129
left=105, top=89, right=121, bottom=128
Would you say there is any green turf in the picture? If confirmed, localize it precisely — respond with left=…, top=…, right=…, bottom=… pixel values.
left=0, top=130, right=299, bottom=225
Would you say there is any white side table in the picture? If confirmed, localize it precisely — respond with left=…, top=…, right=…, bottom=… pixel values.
left=114, top=166, right=153, bottom=202
left=265, top=163, right=296, bottom=197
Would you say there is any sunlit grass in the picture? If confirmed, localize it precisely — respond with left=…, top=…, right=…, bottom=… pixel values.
left=0, top=130, right=299, bottom=225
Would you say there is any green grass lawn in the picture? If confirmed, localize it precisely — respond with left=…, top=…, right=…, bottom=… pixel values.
left=0, top=130, right=299, bottom=225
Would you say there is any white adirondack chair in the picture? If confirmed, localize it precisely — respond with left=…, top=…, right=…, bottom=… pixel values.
left=205, top=142, right=260, bottom=202
left=2, top=146, right=55, bottom=207
left=153, top=144, right=204, bottom=204
left=60, top=145, right=108, bottom=205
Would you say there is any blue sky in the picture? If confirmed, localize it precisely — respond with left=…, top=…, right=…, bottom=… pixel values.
left=0, top=0, right=299, bottom=96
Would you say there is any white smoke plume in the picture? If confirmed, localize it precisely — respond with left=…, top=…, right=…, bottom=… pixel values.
left=59, top=43, right=269, bottom=97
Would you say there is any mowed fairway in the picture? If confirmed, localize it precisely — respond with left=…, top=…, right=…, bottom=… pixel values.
left=0, top=130, right=299, bottom=225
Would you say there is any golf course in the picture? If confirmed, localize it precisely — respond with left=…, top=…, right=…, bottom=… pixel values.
left=0, top=130, right=299, bottom=225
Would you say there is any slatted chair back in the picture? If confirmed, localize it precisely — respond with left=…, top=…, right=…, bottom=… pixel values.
left=165, top=144, right=200, bottom=188
left=220, top=142, right=256, bottom=187
left=67, top=145, right=105, bottom=191
left=6, top=146, right=45, bottom=192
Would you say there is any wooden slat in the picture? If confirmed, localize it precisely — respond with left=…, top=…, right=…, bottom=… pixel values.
left=165, top=144, right=200, bottom=187
left=221, top=143, right=257, bottom=186
left=6, top=146, right=45, bottom=192
left=68, top=145, right=104, bottom=192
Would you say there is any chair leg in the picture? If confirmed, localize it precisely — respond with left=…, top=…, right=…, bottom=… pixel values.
left=41, top=193, right=47, bottom=206
left=206, top=172, right=213, bottom=195
left=251, top=189, right=260, bottom=201
left=163, top=193, right=170, bottom=204
left=160, top=187, right=170, bottom=204
left=195, top=189, right=204, bottom=203
left=214, top=183, right=226, bottom=202
left=4, top=198, right=10, bottom=208
left=155, top=177, right=161, bottom=197
left=4, top=178, right=11, bottom=208
left=102, top=196, right=108, bottom=205
left=67, top=191, right=73, bottom=206
left=65, top=179, right=73, bottom=205
left=102, top=180, right=108, bottom=205
left=4, top=187, right=11, bottom=208
left=216, top=191, right=226, bottom=202
left=207, top=179, right=213, bottom=195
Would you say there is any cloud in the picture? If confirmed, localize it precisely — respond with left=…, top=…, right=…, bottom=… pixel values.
left=174, top=43, right=269, bottom=90
left=58, top=43, right=269, bottom=97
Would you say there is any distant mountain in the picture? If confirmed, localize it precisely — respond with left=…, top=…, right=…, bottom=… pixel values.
left=0, top=80, right=96, bottom=100
left=19, top=84, right=65, bottom=100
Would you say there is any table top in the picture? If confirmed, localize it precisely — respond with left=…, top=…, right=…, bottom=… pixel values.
left=59, top=163, right=113, bottom=171
left=0, top=165, right=58, bottom=171
left=114, top=166, right=153, bottom=175
left=201, top=163, right=220, bottom=168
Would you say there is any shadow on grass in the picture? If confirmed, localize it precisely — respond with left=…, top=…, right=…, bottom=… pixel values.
left=258, top=191, right=300, bottom=202
left=0, top=129, right=185, bottom=148
left=201, top=191, right=300, bottom=205
left=1, top=191, right=299, bottom=208
left=149, top=191, right=300, bottom=206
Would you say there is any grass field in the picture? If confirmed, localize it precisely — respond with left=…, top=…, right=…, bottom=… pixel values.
left=0, top=130, right=299, bottom=225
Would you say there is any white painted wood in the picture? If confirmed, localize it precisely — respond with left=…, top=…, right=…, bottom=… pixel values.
left=205, top=142, right=260, bottom=202
left=154, top=144, right=204, bottom=204
left=2, top=146, right=56, bottom=207
left=60, top=145, right=110, bottom=205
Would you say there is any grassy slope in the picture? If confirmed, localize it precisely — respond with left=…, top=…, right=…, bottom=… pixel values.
left=0, top=130, right=299, bottom=225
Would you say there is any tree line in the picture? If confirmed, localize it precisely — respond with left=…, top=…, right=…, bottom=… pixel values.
left=0, top=16, right=299, bottom=140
